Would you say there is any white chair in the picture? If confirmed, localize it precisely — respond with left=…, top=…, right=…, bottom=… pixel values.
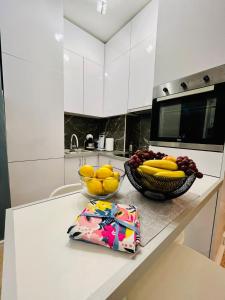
left=49, top=183, right=82, bottom=198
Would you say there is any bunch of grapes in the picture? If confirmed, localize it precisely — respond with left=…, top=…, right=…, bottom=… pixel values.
left=176, top=156, right=203, bottom=178
left=128, top=149, right=167, bottom=169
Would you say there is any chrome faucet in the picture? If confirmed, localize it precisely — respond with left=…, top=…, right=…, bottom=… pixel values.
left=70, top=134, right=79, bottom=151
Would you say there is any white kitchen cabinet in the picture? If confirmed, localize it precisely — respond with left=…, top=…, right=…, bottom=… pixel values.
left=83, top=156, right=99, bottom=166
left=104, top=52, right=129, bottom=117
left=64, top=19, right=104, bottom=66
left=84, top=59, right=103, bottom=117
left=130, top=0, right=158, bottom=48
left=0, top=0, right=63, bottom=71
left=8, top=158, right=64, bottom=207
left=184, top=194, right=218, bottom=257
left=3, top=53, right=64, bottom=162
left=99, top=156, right=125, bottom=171
left=154, top=0, right=225, bottom=86
left=128, top=37, right=156, bottom=110
left=65, top=156, right=99, bottom=185
left=105, top=23, right=131, bottom=65
left=64, top=49, right=84, bottom=115
left=65, top=157, right=82, bottom=185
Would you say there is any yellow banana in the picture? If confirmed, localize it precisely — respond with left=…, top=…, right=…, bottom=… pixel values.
left=143, top=159, right=178, bottom=171
left=154, top=170, right=185, bottom=178
left=138, top=165, right=168, bottom=175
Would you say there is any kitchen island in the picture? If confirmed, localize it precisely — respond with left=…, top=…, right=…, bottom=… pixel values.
left=1, top=175, right=223, bottom=300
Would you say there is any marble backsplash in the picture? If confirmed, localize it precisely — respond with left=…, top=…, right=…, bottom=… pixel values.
left=126, top=110, right=151, bottom=152
left=65, top=114, right=126, bottom=151
left=101, top=116, right=125, bottom=151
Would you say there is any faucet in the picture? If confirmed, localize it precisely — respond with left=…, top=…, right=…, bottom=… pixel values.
left=70, top=134, right=79, bottom=151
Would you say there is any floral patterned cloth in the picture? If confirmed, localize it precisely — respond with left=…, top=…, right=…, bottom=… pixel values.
left=67, top=200, right=140, bottom=253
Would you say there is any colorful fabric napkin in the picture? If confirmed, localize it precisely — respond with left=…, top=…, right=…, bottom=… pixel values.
left=67, top=200, right=140, bottom=253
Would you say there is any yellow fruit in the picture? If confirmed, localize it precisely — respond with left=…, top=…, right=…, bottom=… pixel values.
left=113, top=171, right=120, bottom=180
left=154, top=170, right=185, bottom=178
left=86, top=178, right=103, bottom=195
left=79, top=165, right=95, bottom=177
left=103, top=177, right=119, bottom=193
left=101, top=164, right=113, bottom=171
left=138, top=165, right=167, bottom=175
left=162, top=156, right=177, bottom=163
left=96, top=167, right=113, bottom=179
left=143, top=159, right=178, bottom=171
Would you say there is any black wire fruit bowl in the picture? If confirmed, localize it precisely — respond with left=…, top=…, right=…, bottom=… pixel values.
left=124, top=161, right=197, bottom=201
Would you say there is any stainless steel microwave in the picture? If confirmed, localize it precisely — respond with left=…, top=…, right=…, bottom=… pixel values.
left=150, top=65, right=225, bottom=152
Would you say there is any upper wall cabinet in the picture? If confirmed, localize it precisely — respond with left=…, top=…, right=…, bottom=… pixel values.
left=104, top=52, right=130, bottom=117
left=64, top=49, right=84, bottom=115
left=105, top=23, right=131, bottom=65
left=131, top=0, right=159, bottom=48
left=84, top=59, right=103, bottom=117
left=154, top=0, right=225, bottom=86
left=128, top=37, right=156, bottom=110
left=0, top=0, right=63, bottom=71
left=64, top=19, right=104, bottom=66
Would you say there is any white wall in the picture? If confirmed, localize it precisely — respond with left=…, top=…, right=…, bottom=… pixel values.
left=0, top=0, right=64, bottom=206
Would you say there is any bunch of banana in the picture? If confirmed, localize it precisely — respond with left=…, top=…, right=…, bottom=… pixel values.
left=137, top=158, right=186, bottom=178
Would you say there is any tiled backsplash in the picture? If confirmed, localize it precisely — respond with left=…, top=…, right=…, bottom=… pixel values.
left=64, top=114, right=126, bottom=151
left=126, top=110, right=151, bottom=152
left=64, top=111, right=151, bottom=152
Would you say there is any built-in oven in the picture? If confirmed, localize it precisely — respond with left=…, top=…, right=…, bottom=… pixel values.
left=150, top=65, right=225, bottom=152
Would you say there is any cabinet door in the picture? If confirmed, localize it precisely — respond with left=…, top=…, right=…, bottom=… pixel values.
left=84, top=59, right=103, bottom=117
left=131, top=0, right=158, bottom=48
left=3, top=53, right=64, bottom=162
left=128, top=37, right=155, bottom=110
left=184, top=194, right=217, bottom=257
left=83, top=156, right=99, bottom=166
left=99, top=156, right=125, bottom=171
left=104, top=52, right=129, bottom=117
left=105, top=23, right=131, bottom=65
left=65, top=157, right=82, bottom=185
left=154, top=0, right=225, bottom=86
left=64, top=49, right=83, bottom=114
left=9, top=158, right=64, bottom=207
left=64, top=19, right=104, bottom=66
left=0, top=0, right=63, bottom=71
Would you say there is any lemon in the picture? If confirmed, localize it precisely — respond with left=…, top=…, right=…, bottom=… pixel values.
left=101, top=164, right=113, bottom=171
left=103, top=177, right=119, bottom=193
left=86, top=178, right=103, bottom=195
left=96, top=167, right=113, bottom=179
left=79, top=165, right=94, bottom=177
left=113, top=171, right=120, bottom=180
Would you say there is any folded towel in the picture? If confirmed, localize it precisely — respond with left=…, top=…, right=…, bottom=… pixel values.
left=67, top=200, right=140, bottom=253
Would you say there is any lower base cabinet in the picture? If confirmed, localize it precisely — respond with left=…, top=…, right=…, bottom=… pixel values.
left=99, top=156, right=125, bottom=171
left=184, top=194, right=217, bottom=257
left=65, top=155, right=99, bottom=185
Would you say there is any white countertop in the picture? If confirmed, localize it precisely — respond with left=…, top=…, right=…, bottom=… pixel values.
left=2, top=176, right=223, bottom=300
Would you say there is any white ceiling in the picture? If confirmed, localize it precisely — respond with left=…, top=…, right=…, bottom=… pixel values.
left=64, top=0, right=151, bottom=42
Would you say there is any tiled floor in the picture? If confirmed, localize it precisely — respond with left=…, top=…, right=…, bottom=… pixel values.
left=0, top=243, right=3, bottom=298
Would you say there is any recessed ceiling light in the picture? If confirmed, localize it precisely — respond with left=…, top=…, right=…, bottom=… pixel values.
left=97, top=0, right=108, bottom=15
